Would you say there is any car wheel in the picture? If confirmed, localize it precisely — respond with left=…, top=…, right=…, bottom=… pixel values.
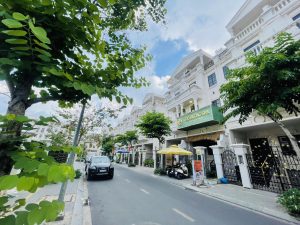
left=109, top=171, right=114, bottom=179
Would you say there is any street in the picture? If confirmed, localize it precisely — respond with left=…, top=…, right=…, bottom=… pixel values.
left=87, top=165, right=290, bottom=225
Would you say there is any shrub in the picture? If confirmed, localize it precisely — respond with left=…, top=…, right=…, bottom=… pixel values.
left=154, top=168, right=166, bottom=176
left=278, top=188, right=300, bottom=216
left=75, top=169, right=82, bottom=179
left=128, top=162, right=136, bottom=167
left=144, top=158, right=154, bottom=167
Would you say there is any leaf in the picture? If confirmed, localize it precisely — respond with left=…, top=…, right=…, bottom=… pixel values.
left=33, top=39, right=51, bottom=50
left=37, top=54, right=51, bottom=62
left=25, top=203, right=38, bottom=211
left=34, top=47, right=51, bottom=57
left=0, top=196, right=8, bottom=206
left=27, top=208, right=44, bottom=225
left=15, top=115, right=30, bottom=122
left=29, top=21, right=50, bottom=44
left=38, top=163, right=49, bottom=176
left=11, top=46, right=30, bottom=51
left=5, top=38, right=27, bottom=45
left=2, top=30, right=27, bottom=36
left=0, top=175, right=18, bottom=190
left=108, top=0, right=116, bottom=4
left=15, top=211, right=28, bottom=225
left=98, top=0, right=108, bottom=8
left=0, top=215, right=16, bottom=225
left=17, top=176, right=35, bottom=191
left=64, top=73, right=73, bottom=81
left=2, top=19, right=23, bottom=28
left=0, top=58, right=20, bottom=66
left=49, top=68, right=64, bottom=76
left=41, top=0, right=52, bottom=6
left=12, top=12, right=27, bottom=21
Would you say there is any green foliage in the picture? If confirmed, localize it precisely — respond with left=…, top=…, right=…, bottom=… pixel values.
left=277, top=188, right=300, bottom=216
left=115, top=130, right=138, bottom=146
left=102, top=135, right=115, bottom=155
left=154, top=168, right=166, bottom=176
left=135, top=112, right=172, bottom=144
left=0, top=1, right=167, bottom=112
left=220, top=33, right=300, bottom=124
left=75, top=169, right=82, bottom=179
left=0, top=114, right=78, bottom=223
left=144, top=159, right=154, bottom=167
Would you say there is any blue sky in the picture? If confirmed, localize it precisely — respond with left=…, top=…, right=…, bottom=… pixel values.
left=0, top=0, right=246, bottom=117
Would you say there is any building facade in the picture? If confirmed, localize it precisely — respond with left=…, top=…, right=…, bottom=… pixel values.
left=113, top=0, right=300, bottom=192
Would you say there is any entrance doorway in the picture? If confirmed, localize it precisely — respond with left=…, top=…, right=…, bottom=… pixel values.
left=192, top=139, right=217, bottom=178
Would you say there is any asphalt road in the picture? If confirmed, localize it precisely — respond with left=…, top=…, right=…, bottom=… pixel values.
left=87, top=165, right=290, bottom=225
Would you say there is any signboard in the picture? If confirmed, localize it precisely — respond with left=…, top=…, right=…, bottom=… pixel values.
left=194, top=160, right=202, bottom=172
left=177, top=105, right=223, bottom=130
left=192, top=160, right=204, bottom=186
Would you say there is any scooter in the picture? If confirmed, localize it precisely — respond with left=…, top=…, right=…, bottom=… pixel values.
left=166, top=164, right=189, bottom=179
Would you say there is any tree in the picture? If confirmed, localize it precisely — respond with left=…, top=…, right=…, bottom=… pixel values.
left=220, top=32, right=300, bottom=157
left=135, top=112, right=171, bottom=148
left=102, top=135, right=115, bottom=155
left=0, top=0, right=166, bottom=172
left=0, top=0, right=166, bottom=118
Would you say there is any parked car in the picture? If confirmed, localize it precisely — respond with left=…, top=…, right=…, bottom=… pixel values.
left=85, top=156, right=114, bottom=180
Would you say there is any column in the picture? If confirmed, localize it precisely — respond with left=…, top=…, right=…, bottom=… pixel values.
left=138, top=151, right=141, bottom=166
left=194, top=146, right=207, bottom=178
left=142, top=151, right=146, bottom=167
left=211, top=145, right=224, bottom=179
left=193, top=98, right=198, bottom=110
left=153, top=147, right=157, bottom=169
left=231, top=144, right=252, bottom=189
left=176, top=105, right=179, bottom=117
left=180, top=103, right=184, bottom=115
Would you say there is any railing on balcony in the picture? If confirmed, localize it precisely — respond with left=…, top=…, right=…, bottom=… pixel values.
left=204, top=60, right=214, bottom=70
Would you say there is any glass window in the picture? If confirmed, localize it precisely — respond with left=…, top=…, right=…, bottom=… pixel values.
left=223, top=66, right=229, bottom=78
left=92, top=157, right=110, bottom=163
left=212, top=99, right=221, bottom=107
left=278, top=136, right=300, bottom=156
left=208, top=73, right=217, bottom=87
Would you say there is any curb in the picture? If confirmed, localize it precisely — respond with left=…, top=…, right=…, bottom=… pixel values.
left=82, top=179, right=92, bottom=225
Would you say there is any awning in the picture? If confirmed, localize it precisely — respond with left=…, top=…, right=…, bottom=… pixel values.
left=187, top=131, right=223, bottom=142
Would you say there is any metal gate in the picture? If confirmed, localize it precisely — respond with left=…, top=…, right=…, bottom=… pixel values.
left=246, top=146, right=300, bottom=193
left=221, top=149, right=242, bottom=185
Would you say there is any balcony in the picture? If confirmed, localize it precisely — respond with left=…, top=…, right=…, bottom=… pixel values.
left=177, top=105, right=223, bottom=131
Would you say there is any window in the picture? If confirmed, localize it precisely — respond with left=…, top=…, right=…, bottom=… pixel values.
left=243, top=40, right=260, bottom=52
left=223, top=66, right=229, bottom=78
left=212, top=99, right=221, bottom=107
left=278, top=135, right=300, bottom=156
left=208, top=73, right=217, bottom=87
left=292, top=13, right=300, bottom=21
left=189, top=81, right=196, bottom=87
left=182, top=108, right=186, bottom=114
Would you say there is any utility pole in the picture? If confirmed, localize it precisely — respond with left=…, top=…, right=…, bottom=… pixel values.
left=58, top=102, right=86, bottom=202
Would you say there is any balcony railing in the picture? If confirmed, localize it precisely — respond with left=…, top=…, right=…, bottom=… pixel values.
left=177, top=105, right=223, bottom=131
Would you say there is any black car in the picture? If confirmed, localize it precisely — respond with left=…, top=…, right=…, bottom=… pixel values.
left=85, top=156, right=114, bottom=180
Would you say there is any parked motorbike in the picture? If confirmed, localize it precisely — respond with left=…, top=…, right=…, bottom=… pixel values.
left=166, top=164, right=189, bottom=179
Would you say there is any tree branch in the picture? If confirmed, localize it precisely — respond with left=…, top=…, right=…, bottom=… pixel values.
left=26, top=96, right=58, bottom=108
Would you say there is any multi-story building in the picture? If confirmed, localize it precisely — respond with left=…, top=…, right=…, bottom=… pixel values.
left=114, top=0, right=300, bottom=193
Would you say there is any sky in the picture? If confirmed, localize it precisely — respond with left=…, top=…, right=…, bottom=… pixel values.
left=0, top=0, right=245, bottom=119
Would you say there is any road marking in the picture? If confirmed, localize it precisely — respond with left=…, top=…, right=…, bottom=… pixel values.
left=140, top=188, right=150, bottom=195
left=172, top=208, right=195, bottom=223
left=125, top=179, right=131, bottom=183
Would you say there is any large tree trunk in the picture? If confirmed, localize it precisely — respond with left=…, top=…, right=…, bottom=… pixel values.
left=0, top=81, right=32, bottom=175
left=276, top=120, right=300, bottom=158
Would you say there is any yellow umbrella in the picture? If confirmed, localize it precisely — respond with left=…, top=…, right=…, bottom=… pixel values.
left=157, top=145, right=192, bottom=155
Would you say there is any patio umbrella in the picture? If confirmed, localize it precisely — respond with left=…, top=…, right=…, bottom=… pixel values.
left=157, top=145, right=192, bottom=155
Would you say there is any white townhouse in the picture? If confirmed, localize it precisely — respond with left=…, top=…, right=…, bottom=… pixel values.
left=114, top=0, right=300, bottom=193
left=112, top=93, right=167, bottom=166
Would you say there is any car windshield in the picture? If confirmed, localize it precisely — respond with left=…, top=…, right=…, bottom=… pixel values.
left=92, top=157, right=110, bottom=163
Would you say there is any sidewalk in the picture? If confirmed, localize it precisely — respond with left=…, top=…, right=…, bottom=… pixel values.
left=118, top=164, right=299, bottom=224
left=8, top=161, right=92, bottom=225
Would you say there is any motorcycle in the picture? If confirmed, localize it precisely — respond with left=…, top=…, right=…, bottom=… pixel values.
left=166, top=164, right=189, bottom=179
